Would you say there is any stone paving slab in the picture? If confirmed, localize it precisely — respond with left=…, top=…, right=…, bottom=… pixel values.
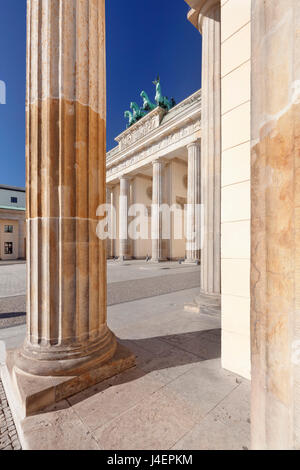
left=0, top=296, right=26, bottom=329
left=0, top=378, right=21, bottom=450
left=0, top=264, right=26, bottom=299
left=0, top=288, right=250, bottom=450
left=0, top=262, right=200, bottom=328
left=107, top=270, right=200, bottom=306
left=0, top=261, right=250, bottom=450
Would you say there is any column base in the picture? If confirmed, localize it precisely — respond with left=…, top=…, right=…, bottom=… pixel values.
left=118, top=256, right=133, bottom=262
left=184, top=291, right=221, bottom=314
left=1, top=342, right=136, bottom=419
left=150, top=258, right=168, bottom=263
left=184, top=259, right=201, bottom=265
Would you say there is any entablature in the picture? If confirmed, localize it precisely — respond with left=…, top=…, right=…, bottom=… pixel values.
left=106, top=89, right=201, bottom=182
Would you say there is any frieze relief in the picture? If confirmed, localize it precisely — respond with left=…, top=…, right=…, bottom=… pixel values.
left=118, top=115, right=159, bottom=151
left=107, top=119, right=201, bottom=179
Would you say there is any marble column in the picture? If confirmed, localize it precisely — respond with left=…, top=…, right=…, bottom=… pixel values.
left=251, top=0, right=300, bottom=450
left=151, top=159, right=166, bottom=262
left=18, top=219, right=25, bottom=259
left=119, top=176, right=132, bottom=260
left=186, top=140, right=201, bottom=263
left=106, top=185, right=114, bottom=259
left=7, top=1, right=135, bottom=397
left=200, top=0, right=221, bottom=297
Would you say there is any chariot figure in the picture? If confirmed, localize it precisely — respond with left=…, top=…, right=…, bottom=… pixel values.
left=140, top=90, right=156, bottom=112
left=153, top=76, right=175, bottom=111
left=124, top=110, right=134, bottom=128
left=130, top=101, right=146, bottom=122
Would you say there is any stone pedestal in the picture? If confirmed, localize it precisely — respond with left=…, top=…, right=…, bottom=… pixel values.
left=119, top=176, right=132, bottom=260
left=185, top=141, right=201, bottom=264
left=1, top=0, right=135, bottom=418
left=251, top=0, right=300, bottom=450
left=151, top=160, right=167, bottom=262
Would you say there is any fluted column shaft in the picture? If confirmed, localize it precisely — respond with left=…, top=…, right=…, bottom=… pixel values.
left=200, top=1, right=221, bottom=296
left=119, top=177, right=131, bottom=260
left=186, top=141, right=201, bottom=263
left=251, top=0, right=300, bottom=450
left=151, top=160, right=166, bottom=262
left=19, top=0, right=117, bottom=376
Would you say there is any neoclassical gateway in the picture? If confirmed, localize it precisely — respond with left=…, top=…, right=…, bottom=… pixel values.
left=106, top=87, right=201, bottom=263
left=1, top=0, right=300, bottom=450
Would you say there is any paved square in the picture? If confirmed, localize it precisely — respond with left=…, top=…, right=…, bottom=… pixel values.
left=0, top=260, right=250, bottom=450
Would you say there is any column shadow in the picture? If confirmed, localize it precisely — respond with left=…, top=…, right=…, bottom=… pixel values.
left=67, top=328, right=221, bottom=407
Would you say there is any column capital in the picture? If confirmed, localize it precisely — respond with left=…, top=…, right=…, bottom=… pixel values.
left=186, top=0, right=220, bottom=33
left=119, top=175, right=131, bottom=182
left=187, top=139, right=201, bottom=150
left=152, top=158, right=167, bottom=166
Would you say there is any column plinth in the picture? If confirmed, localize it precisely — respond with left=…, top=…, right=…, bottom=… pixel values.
left=1, top=0, right=135, bottom=418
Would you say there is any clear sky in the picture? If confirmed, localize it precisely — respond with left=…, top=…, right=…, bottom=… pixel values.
left=0, top=0, right=202, bottom=188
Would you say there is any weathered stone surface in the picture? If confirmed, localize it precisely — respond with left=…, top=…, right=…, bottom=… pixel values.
left=2, top=343, right=135, bottom=418
left=251, top=0, right=300, bottom=450
left=2, top=0, right=135, bottom=428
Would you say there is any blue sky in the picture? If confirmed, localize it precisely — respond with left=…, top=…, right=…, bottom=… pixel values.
left=0, top=0, right=202, bottom=188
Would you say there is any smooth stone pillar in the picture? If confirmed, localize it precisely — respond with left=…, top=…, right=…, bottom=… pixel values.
left=1, top=0, right=135, bottom=418
left=18, top=219, right=25, bottom=259
left=106, top=185, right=114, bottom=259
left=200, top=0, right=221, bottom=297
left=119, top=176, right=132, bottom=260
left=185, top=140, right=201, bottom=263
left=151, top=160, right=167, bottom=262
left=251, top=0, right=300, bottom=450
left=184, top=0, right=221, bottom=313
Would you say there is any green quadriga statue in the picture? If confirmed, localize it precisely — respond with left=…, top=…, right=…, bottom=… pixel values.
left=124, top=110, right=134, bottom=128
left=124, top=76, right=176, bottom=128
left=141, top=91, right=156, bottom=112
left=131, top=102, right=147, bottom=121
left=153, top=76, right=175, bottom=111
